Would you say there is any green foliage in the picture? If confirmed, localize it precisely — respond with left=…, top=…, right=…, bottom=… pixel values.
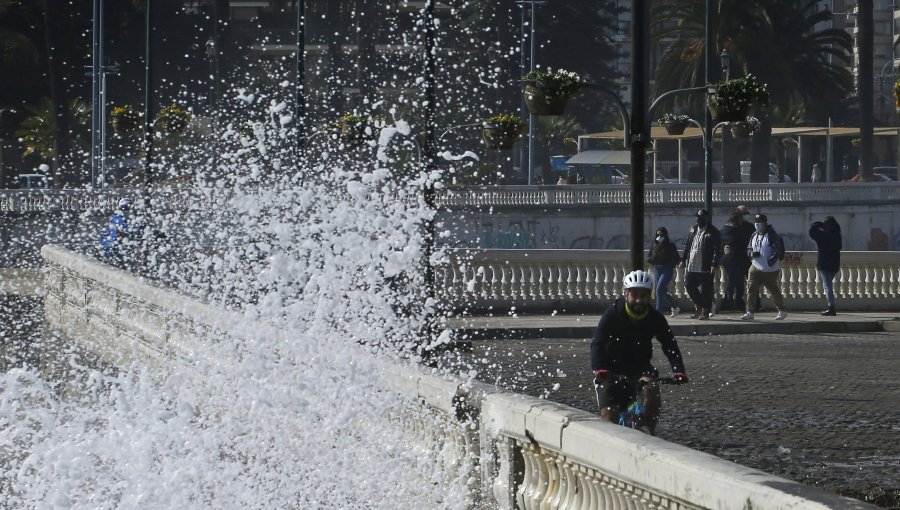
left=483, top=113, right=525, bottom=136
left=155, top=103, right=192, bottom=134
left=658, top=113, right=690, bottom=124
left=708, top=74, right=770, bottom=114
left=15, top=97, right=90, bottom=161
left=523, top=68, right=585, bottom=98
left=110, top=104, right=142, bottom=133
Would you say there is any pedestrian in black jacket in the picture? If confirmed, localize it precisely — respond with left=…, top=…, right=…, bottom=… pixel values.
left=647, top=226, right=681, bottom=316
left=679, top=209, right=721, bottom=320
left=720, top=210, right=754, bottom=311
left=809, top=216, right=842, bottom=316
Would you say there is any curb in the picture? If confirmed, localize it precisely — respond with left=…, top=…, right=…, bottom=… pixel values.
left=449, top=318, right=892, bottom=340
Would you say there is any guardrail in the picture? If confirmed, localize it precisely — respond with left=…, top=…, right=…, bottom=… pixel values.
left=41, top=244, right=875, bottom=509
left=436, top=249, right=900, bottom=311
left=5, top=182, right=900, bottom=214
left=436, top=182, right=900, bottom=208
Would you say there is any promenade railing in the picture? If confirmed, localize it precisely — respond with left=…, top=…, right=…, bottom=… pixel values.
left=436, top=249, right=900, bottom=311
left=41, top=244, right=875, bottom=509
left=436, top=182, right=900, bottom=208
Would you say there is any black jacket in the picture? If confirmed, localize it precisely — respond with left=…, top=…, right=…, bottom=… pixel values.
left=720, top=221, right=754, bottom=266
left=647, top=240, right=680, bottom=268
left=809, top=222, right=842, bottom=272
left=591, top=297, right=686, bottom=375
left=681, top=224, right=722, bottom=272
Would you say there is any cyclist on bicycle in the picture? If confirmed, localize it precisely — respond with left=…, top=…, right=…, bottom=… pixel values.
left=591, top=269, right=689, bottom=435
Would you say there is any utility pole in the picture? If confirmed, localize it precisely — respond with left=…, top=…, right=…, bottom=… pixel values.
left=144, top=0, right=154, bottom=188
left=516, top=0, right=546, bottom=185
left=295, top=0, right=305, bottom=146
left=858, top=0, right=874, bottom=181
left=629, top=0, right=649, bottom=271
left=703, top=0, right=715, bottom=217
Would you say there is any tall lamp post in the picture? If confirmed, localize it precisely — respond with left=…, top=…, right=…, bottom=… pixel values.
left=144, top=0, right=154, bottom=188
left=206, top=37, right=218, bottom=176
left=516, top=0, right=546, bottom=185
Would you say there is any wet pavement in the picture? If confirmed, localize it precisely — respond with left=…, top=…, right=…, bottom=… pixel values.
left=452, top=330, right=900, bottom=506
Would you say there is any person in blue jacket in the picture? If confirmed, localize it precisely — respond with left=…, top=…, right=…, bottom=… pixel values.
left=100, top=198, right=133, bottom=262
left=591, top=270, right=689, bottom=435
left=809, top=216, right=842, bottom=316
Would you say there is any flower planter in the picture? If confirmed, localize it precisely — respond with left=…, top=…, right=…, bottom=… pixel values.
left=524, top=81, right=571, bottom=116
left=482, top=124, right=519, bottom=150
left=663, top=120, right=688, bottom=136
left=111, top=118, right=139, bottom=135
left=707, top=102, right=749, bottom=123
left=730, top=124, right=754, bottom=138
left=341, top=122, right=368, bottom=142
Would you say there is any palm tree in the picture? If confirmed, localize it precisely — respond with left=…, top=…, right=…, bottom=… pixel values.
left=15, top=98, right=91, bottom=166
left=652, top=0, right=853, bottom=182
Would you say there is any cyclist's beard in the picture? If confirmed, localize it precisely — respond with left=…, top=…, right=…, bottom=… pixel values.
left=627, top=301, right=647, bottom=315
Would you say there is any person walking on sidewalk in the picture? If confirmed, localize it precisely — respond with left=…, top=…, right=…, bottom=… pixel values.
left=679, top=209, right=721, bottom=320
left=720, top=210, right=754, bottom=311
left=647, top=227, right=681, bottom=317
left=741, top=214, right=787, bottom=320
left=591, top=270, right=689, bottom=435
left=809, top=216, right=842, bottom=316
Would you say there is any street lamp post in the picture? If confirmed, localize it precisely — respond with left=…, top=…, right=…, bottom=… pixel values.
left=0, top=108, right=14, bottom=189
left=144, top=0, right=154, bottom=188
left=516, top=0, right=546, bottom=185
left=206, top=37, right=218, bottom=176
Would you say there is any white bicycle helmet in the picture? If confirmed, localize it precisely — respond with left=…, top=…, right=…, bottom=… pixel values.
left=623, top=270, right=653, bottom=291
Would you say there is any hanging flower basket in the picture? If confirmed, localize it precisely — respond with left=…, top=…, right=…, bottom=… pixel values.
left=339, top=114, right=371, bottom=142
left=894, top=79, right=900, bottom=115
left=155, top=103, right=192, bottom=134
left=523, top=69, right=585, bottom=116
left=730, top=124, right=753, bottom=138
left=110, top=105, right=142, bottom=134
left=659, top=113, right=690, bottom=136
left=707, top=74, right=769, bottom=123
left=729, top=116, right=760, bottom=139
left=482, top=113, right=525, bottom=150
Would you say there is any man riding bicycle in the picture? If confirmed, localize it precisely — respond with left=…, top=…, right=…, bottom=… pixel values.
left=591, top=270, right=689, bottom=435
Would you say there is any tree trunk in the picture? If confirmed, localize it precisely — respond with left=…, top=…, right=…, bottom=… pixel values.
left=356, top=0, right=378, bottom=109
left=858, top=0, right=874, bottom=181
left=42, top=0, right=73, bottom=188
left=326, top=0, right=345, bottom=116
left=749, top=115, right=771, bottom=183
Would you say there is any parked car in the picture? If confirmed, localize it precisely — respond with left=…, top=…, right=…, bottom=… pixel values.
left=740, top=162, right=792, bottom=183
left=847, top=172, right=894, bottom=182
left=17, top=173, right=49, bottom=189
left=871, top=166, right=898, bottom=181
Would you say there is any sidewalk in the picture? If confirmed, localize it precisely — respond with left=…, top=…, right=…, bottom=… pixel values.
left=445, top=309, right=900, bottom=339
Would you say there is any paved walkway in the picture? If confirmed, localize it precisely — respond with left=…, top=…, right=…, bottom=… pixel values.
left=445, top=310, right=900, bottom=506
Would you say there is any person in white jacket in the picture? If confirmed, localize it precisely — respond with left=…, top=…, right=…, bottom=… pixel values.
left=741, top=214, right=787, bottom=321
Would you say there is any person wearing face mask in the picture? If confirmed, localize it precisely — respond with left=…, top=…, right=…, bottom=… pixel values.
left=720, top=209, right=754, bottom=311
left=647, top=227, right=681, bottom=317
left=741, top=213, right=787, bottom=320
left=678, top=209, right=721, bottom=320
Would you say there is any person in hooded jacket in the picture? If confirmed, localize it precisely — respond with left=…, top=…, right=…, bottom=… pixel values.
left=809, top=216, right=842, bottom=316
left=741, top=213, right=787, bottom=321
left=679, top=209, right=721, bottom=320
left=720, top=210, right=754, bottom=311
left=591, top=270, right=688, bottom=435
left=646, top=227, right=680, bottom=317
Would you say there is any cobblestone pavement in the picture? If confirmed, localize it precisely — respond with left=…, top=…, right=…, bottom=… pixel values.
left=453, top=331, right=900, bottom=504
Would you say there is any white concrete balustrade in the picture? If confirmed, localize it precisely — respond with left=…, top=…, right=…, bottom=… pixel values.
left=436, top=182, right=900, bottom=208
left=436, top=249, right=900, bottom=311
left=41, top=244, right=874, bottom=509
